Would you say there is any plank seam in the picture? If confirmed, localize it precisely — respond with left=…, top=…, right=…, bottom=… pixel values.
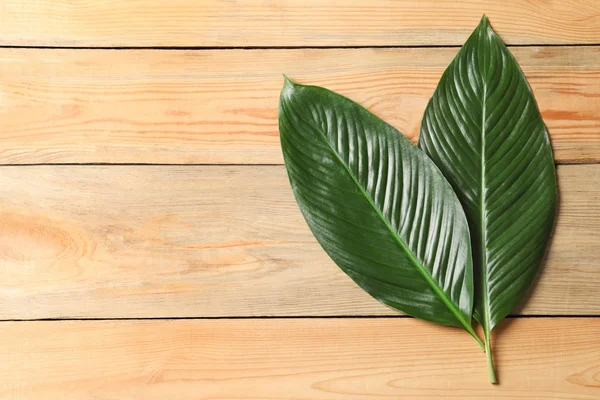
left=0, top=315, right=597, bottom=322
left=0, top=161, right=596, bottom=167
left=0, top=44, right=599, bottom=50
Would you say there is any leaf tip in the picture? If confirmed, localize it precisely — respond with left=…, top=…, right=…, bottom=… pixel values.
left=280, top=75, right=299, bottom=102
left=283, top=74, right=296, bottom=87
left=479, top=14, right=489, bottom=28
left=477, top=14, right=498, bottom=38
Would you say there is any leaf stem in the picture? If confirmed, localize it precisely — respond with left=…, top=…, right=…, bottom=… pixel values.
left=484, top=333, right=497, bottom=384
left=466, top=325, right=485, bottom=350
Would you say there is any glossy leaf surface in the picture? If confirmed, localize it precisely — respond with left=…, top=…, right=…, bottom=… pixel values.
left=279, top=77, right=477, bottom=335
left=419, top=17, right=557, bottom=338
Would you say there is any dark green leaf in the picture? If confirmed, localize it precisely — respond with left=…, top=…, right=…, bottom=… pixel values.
left=279, top=77, right=481, bottom=345
left=418, top=16, right=557, bottom=380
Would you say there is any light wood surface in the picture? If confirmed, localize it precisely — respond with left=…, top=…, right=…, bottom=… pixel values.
left=0, top=47, right=599, bottom=165
left=0, top=164, right=597, bottom=319
left=1, top=2, right=599, bottom=397
left=1, top=318, right=598, bottom=399
left=0, top=0, right=599, bottom=47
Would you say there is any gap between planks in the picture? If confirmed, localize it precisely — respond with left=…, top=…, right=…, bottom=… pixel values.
left=2, top=43, right=600, bottom=50
left=0, top=315, right=597, bottom=322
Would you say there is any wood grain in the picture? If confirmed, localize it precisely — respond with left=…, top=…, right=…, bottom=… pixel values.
left=0, top=164, right=598, bottom=319
left=1, top=318, right=598, bottom=399
left=0, top=0, right=599, bottom=47
left=0, top=47, right=599, bottom=165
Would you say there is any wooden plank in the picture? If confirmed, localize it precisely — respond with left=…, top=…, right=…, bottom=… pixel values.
left=0, top=165, right=597, bottom=319
left=0, top=48, right=599, bottom=165
left=0, top=318, right=598, bottom=398
left=0, top=1, right=599, bottom=47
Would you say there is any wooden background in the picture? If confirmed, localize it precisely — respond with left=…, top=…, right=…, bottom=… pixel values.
left=0, top=1, right=599, bottom=398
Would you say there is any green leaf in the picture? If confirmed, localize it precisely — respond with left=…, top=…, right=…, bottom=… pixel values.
left=279, top=76, right=482, bottom=346
left=418, top=16, right=557, bottom=382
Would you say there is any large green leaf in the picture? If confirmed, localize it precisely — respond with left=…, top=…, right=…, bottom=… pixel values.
left=279, top=77, right=482, bottom=345
left=419, top=16, right=557, bottom=381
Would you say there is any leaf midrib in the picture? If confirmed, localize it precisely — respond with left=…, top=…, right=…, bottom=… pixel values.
left=480, top=51, right=492, bottom=336
left=305, top=110, right=472, bottom=330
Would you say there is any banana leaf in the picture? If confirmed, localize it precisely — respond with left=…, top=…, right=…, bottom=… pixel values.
left=419, top=16, right=557, bottom=382
left=279, top=77, right=483, bottom=347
